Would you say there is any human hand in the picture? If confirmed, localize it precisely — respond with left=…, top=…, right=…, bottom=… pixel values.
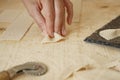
left=22, top=0, right=73, bottom=37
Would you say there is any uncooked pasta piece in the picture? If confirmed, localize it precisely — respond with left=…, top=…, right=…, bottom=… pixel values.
left=41, top=33, right=65, bottom=44
left=99, top=29, right=120, bottom=40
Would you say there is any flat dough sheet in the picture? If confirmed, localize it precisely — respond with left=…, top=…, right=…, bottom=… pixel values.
left=99, top=29, right=120, bottom=40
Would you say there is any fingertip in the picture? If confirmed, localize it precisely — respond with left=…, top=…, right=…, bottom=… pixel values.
left=55, top=29, right=62, bottom=36
left=46, top=26, right=54, bottom=38
left=62, top=26, right=67, bottom=36
left=67, top=18, right=72, bottom=25
left=69, top=20, right=72, bottom=25
left=65, top=0, right=73, bottom=25
left=48, top=32, right=54, bottom=38
left=62, top=30, right=66, bottom=36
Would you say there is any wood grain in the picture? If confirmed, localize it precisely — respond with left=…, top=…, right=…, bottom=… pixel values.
left=0, top=12, right=33, bottom=40
left=71, top=0, right=82, bottom=23
left=0, top=10, right=21, bottom=23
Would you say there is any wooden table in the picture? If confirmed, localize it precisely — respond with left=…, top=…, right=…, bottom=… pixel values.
left=0, top=0, right=120, bottom=80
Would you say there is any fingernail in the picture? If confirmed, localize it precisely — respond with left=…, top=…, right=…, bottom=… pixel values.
left=49, top=33, right=54, bottom=38
left=62, top=30, right=67, bottom=36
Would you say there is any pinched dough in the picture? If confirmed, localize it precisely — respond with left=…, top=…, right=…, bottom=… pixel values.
left=41, top=33, right=65, bottom=44
left=99, top=29, right=120, bottom=40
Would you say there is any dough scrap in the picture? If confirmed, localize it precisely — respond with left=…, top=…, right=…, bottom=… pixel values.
left=41, top=33, right=65, bottom=44
left=105, top=59, right=120, bottom=72
left=73, top=69, right=120, bottom=80
left=59, top=54, right=97, bottom=80
left=99, top=29, right=120, bottom=40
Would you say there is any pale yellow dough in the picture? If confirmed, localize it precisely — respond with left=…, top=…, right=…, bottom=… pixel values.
left=73, top=69, right=120, bottom=80
left=99, top=29, right=120, bottom=40
left=41, top=33, right=65, bottom=44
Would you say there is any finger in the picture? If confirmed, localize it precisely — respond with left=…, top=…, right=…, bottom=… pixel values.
left=64, top=0, right=73, bottom=24
left=41, top=0, right=55, bottom=37
left=22, top=0, right=47, bottom=35
left=62, top=23, right=66, bottom=36
left=31, top=6, right=46, bottom=33
left=24, top=1, right=46, bottom=33
left=62, top=11, right=66, bottom=36
left=62, top=16, right=67, bottom=36
left=54, top=0, right=65, bottom=35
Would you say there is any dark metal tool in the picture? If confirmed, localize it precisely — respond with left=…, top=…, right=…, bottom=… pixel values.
left=84, top=15, right=120, bottom=48
left=0, top=62, right=48, bottom=80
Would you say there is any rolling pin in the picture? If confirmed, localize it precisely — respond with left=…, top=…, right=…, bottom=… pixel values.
left=0, top=62, right=48, bottom=80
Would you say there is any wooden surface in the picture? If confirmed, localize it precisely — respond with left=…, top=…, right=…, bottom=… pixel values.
left=0, top=0, right=120, bottom=80
left=71, top=0, right=82, bottom=22
left=0, top=10, right=21, bottom=22
left=0, top=12, right=33, bottom=40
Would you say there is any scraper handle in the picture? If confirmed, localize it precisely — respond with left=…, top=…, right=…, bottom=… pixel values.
left=0, top=71, right=11, bottom=80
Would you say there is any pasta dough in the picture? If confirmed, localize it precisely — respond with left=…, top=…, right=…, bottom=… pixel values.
left=99, top=29, right=120, bottom=40
left=105, top=59, right=120, bottom=72
left=41, top=33, right=65, bottom=44
left=73, top=69, right=120, bottom=80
